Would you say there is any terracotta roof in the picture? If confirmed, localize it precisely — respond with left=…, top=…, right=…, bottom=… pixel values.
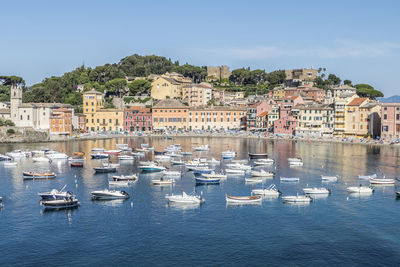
left=258, top=111, right=269, bottom=117
left=0, top=108, right=10, bottom=114
left=284, top=96, right=299, bottom=100
left=347, top=97, right=368, bottom=106
left=84, top=89, right=102, bottom=95
left=249, top=102, right=261, bottom=108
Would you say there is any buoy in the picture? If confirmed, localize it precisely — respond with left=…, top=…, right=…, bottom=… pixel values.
left=130, top=202, right=133, bottom=207
left=76, top=184, right=78, bottom=188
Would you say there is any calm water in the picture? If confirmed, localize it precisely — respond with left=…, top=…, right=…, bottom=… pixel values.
left=1, top=137, right=400, bottom=266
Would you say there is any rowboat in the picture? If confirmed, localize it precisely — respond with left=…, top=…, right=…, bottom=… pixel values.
left=303, top=187, right=330, bottom=194
left=73, top=152, right=85, bottom=157
left=165, top=191, right=204, bottom=204
left=94, top=165, right=117, bottom=173
left=225, top=194, right=262, bottom=203
left=282, top=195, right=312, bottom=203
left=251, top=169, right=274, bottom=178
left=225, top=169, right=245, bottom=175
left=254, top=158, right=274, bottom=165
left=346, top=186, right=374, bottom=193
left=195, top=176, right=221, bottom=184
left=321, top=175, right=338, bottom=182
left=152, top=178, right=175, bottom=185
left=358, top=174, right=377, bottom=180
left=245, top=177, right=264, bottom=183
left=252, top=184, right=281, bottom=197
left=280, top=177, right=300, bottom=182
left=369, top=178, right=395, bottom=185
left=23, top=172, right=56, bottom=179
left=248, top=152, right=268, bottom=159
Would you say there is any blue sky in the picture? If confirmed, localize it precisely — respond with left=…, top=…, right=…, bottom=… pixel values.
left=1, top=0, right=399, bottom=96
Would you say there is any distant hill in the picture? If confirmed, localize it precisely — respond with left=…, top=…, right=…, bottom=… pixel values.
left=378, top=95, right=400, bottom=103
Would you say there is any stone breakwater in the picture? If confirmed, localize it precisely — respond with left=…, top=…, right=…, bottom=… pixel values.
left=0, top=127, right=49, bottom=143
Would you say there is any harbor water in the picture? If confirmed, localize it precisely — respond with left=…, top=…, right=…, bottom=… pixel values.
left=1, top=136, right=400, bottom=266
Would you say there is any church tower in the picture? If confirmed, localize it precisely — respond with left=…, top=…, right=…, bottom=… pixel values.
left=10, top=85, right=22, bottom=126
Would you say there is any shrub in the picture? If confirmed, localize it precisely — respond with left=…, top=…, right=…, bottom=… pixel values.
left=7, top=128, right=15, bottom=135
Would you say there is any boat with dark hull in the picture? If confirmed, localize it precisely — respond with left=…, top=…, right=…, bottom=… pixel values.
left=248, top=152, right=268, bottom=159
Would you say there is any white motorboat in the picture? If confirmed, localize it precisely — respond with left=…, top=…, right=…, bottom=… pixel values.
left=370, top=178, right=395, bottom=185
left=138, top=164, right=166, bottom=172
left=141, top=143, right=149, bottom=148
left=289, top=161, right=303, bottom=167
left=287, top=157, right=302, bottom=162
left=303, top=187, right=331, bottom=194
left=46, top=152, right=68, bottom=159
left=136, top=148, right=148, bottom=152
left=38, top=185, right=74, bottom=200
left=155, top=155, right=171, bottom=161
left=102, top=162, right=120, bottom=168
left=346, top=186, right=374, bottom=193
left=116, top=144, right=129, bottom=150
left=162, top=170, right=181, bottom=177
left=185, top=162, right=208, bottom=170
left=165, top=191, right=204, bottom=204
left=41, top=197, right=80, bottom=209
left=32, top=157, right=51, bottom=162
left=6, top=150, right=30, bottom=158
left=253, top=158, right=274, bottom=165
left=321, top=175, right=338, bottom=182
left=152, top=178, right=175, bottom=185
left=131, top=152, right=145, bottom=157
left=252, top=184, right=281, bottom=197
left=225, top=169, right=245, bottom=175
left=193, top=145, right=210, bottom=151
left=109, top=180, right=133, bottom=186
left=282, top=195, right=312, bottom=203
left=221, top=150, right=236, bottom=159
left=231, top=159, right=248, bottom=164
left=181, top=151, right=192, bottom=156
left=245, top=177, right=264, bottom=183
left=280, top=177, right=300, bottom=182
left=171, top=159, right=185, bottom=165
left=118, top=155, right=135, bottom=160
left=104, top=150, right=121, bottom=155
left=167, top=152, right=183, bottom=158
left=201, top=172, right=227, bottom=180
left=68, top=156, right=86, bottom=162
left=91, top=153, right=109, bottom=159
left=358, top=174, right=377, bottom=180
left=4, top=161, right=18, bottom=166
left=251, top=169, right=274, bottom=178
left=225, top=194, right=262, bottom=203
left=206, top=158, right=220, bottom=165
left=111, top=174, right=138, bottom=181
left=91, top=189, right=130, bottom=200
left=226, top=163, right=251, bottom=170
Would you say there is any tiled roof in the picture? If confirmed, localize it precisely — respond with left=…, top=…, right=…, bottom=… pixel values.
left=347, top=97, right=368, bottom=106
left=258, top=111, right=269, bottom=117
left=83, top=89, right=102, bottom=95
left=153, top=99, right=187, bottom=108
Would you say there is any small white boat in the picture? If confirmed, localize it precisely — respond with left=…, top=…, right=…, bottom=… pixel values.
left=287, top=157, right=302, bottom=162
left=131, top=152, right=145, bottom=157
left=4, top=161, right=18, bottom=166
left=46, top=152, right=68, bottom=159
left=104, top=150, right=121, bottom=155
left=91, top=189, right=130, bottom=200
left=91, top=153, right=109, bottom=159
left=358, top=174, right=377, bottom=180
left=118, top=155, right=135, bottom=160
left=38, top=185, right=73, bottom=200
left=289, top=161, right=303, bottom=167
left=280, top=177, right=300, bottom=182
left=347, top=186, right=374, bottom=193
left=206, top=158, right=220, bottom=165
left=254, top=158, right=274, bottom=165
left=109, top=180, right=133, bottom=187
left=221, top=150, right=236, bottom=159
left=171, top=159, right=185, bottom=165
left=155, top=155, right=171, bottom=161
left=201, top=172, right=227, bottom=180
left=102, top=162, right=120, bottom=168
left=116, top=144, right=129, bottom=150
left=282, top=195, right=312, bottom=203
left=141, top=143, right=149, bottom=148
left=32, top=157, right=51, bottom=162
left=252, top=184, right=281, bottom=197
left=370, top=178, right=395, bottom=185
left=303, top=187, right=330, bottom=194
left=138, top=164, right=166, bottom=172
left=245, top=177, right=264, bottom=183
left=165, top=191, right=204, bottom=204
left=251, top=169, right=274, bottom=178
left=193, top=145, right=210, bottom=151
left=231, top=159, right=248, bottom=164
left=226, top=163, right=251, bottom=170
left=152, top=178, right=175, bottom=185
left=6, top=150, right=30, bottom=158
left=321, top=175, right=338, bottom=182
left=136, top=148, right=148, bottom=152
left=111, top=174, right=138, bottom=181
left=162, top=170, right=181, bottom=177
left=167, top=152, right=183, bottom=158
left=225, top=194, right=262, bottom=203
left=181, top=151, right=192, bottom=156
left=225, top=169, right=245, bottom=175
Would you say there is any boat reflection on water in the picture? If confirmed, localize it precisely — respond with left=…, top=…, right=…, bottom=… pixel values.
left=347, top=192, right=373, bottom=199
left=166, top=202, right=201, bottom=211
left=91, top=198, right=128, bottom=207
left=309, top=193, right=330, bottom=200
left=282, top=201, right=311, bottom=207
left=226, top=202, right=262, bottom=208
left=40, top=205, right=79, bottom=214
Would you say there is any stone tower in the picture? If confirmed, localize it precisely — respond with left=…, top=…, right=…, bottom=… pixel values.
left=10, top=85, right=22, bottom=126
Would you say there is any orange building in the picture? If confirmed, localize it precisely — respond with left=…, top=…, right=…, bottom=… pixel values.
left=50, top=108, right=73, bottom=134
left=152, top=99, right=189, bottom=131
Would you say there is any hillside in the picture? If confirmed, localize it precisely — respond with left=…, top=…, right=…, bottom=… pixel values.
left=378, top=95, right=400, bottom=103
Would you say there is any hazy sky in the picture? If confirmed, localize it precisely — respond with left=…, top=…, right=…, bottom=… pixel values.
left=1, top=0, right=399, bottom=96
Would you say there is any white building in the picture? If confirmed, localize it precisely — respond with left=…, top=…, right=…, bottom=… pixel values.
left=332, top=85, right=357, bottom=99
left=295, top=104, right=335, bottom=137
left=10, top=86, right=73, bottom=130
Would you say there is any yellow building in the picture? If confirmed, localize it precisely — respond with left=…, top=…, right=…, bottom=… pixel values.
left=151, top=73, right=192, bottom=100
left=273, top=87, right=285, bottom=100
left=83, top=89, right=124, bottom=132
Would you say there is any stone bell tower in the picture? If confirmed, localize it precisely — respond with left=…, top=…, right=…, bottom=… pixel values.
left=10, top=85, right=22, bottom=126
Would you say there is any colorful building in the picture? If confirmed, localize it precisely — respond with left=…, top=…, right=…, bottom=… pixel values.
left=83, top=89, right=124, bottom=132
left=300, top=87, right=325, bottom=103
left=124, top=106, right=152, bottom=132
left=294, top=104, right=334, bottom=137
left=246, top=100, right=275, bottom=130
left=150, top=73, right=192, bottom=100
left=152, top=99, right=189, bottom=131
left=188, top=106, right=246, bottom=131
left=182, top=83, right=213, bottom=107
left=50, top=108, right=73, bottom=134
left=380, top=103, right=400, bottom=140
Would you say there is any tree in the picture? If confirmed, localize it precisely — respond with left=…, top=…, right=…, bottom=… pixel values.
left=127, top=79, right=152, bottom=95
left=327, top=74, right=341, bottom=86
left=229, top=68, right=251, bottom=85
left=104, top=78, right=127, bottom=97
left=0, top=76, right=25, bottom=87
left=343, top=80, right=352, bottom=86
left=172, top=64, right=207, bottom=83
left=355, top=84, right=384, bottom=99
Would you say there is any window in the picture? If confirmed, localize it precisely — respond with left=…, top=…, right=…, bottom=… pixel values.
left=384, top=114, right=387, bottom=120
left=27, top=115, right=30, bottom=120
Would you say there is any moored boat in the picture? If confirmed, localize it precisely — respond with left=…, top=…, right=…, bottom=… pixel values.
left=245, top=177, right=264, bottom=183
left=171, top=159, right=185, bottom=165
left=94, top=165, right=117, bottom=173
left=104, top=150, right=121, bottom=155
left=23, top=172, right=56, bottom=179
left=192, top=166, right=213, bottom=174
left=370, top=178, right=395, bottom=185
left=4, top=161, right=18, bottom=166
left=248, top=152, right=268, bottom=159
left=138, top=164, right=166, bottom=172
left=165, top=191, right=204, bottom=204
left=303, top=187, right=330, bottom=194
left=282, top=195, right=312, bottom=203
left=221, top=150, right=236, bottom=159
left=225, top=194, right=262, bottom=203
left=195, top=176, right=221, bottom=184
left=91, top=153, right=109, bottom=159
left=252, top=184, right=281, bottom=197
left=201, top=172, right=227, bottom=180
left=253, top=158, right=274, bottom=165
left=162, top=170, right=181, bottom=177
left=251, top=169, right=274, bottom=178
left=38, top=185, right=74, bottom=200
left=358, top=174, right=377, bottom=180
left=280, top=177, right=300, bottom=182
left=41, top=197, right=80, bottom=209
left=346, top=186, right=374, bottom=193
left=71, top=162, right=84, bottom=167
left=193, top=145, right=210, bottom=151
left=225, top=169, right=245, bottom=175
left=91, top=189, right=130, bottom=200
left=152, top=178, right=175, bottom=185
left=118, top=155, right=135, bottom=160
left=321, top=175, right=338, bottom=182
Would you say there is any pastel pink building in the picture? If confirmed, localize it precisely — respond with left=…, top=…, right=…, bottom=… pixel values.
left=381, top=103, right=400, bottom=140
left=300, top=87, right=325, bottom=103
left=273, top=96, right=304, bottom=135
left=246, top=100, right=276, bottom=130
left=124, top=106, right=152, bottom=132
